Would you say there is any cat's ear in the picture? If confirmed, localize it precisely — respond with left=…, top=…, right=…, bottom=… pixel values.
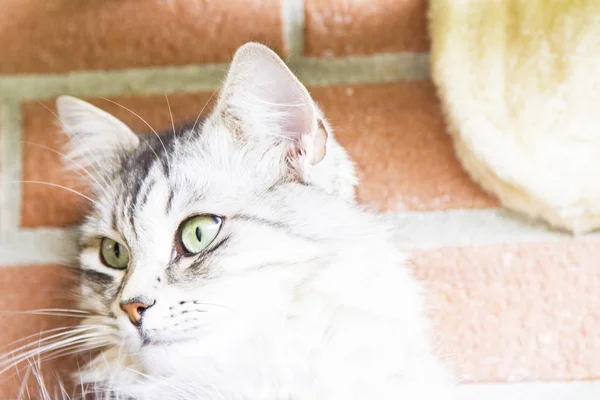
left=213, top=42, right=328, bottom=166
left=56, top=96, right=140, bottom=176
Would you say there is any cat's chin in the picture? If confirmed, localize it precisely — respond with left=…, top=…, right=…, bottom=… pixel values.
left=133, top=339, right=202, bottom=376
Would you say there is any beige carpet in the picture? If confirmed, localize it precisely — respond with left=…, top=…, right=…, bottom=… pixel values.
left=430, top=0, right=600, bottom=233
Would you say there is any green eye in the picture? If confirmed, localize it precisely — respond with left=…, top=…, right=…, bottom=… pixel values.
left=180, top=215, right=222, bottom=254
left=100, top=238, right=130, bottom=269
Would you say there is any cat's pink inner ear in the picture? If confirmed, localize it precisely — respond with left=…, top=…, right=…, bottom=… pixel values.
left=279, top=97, right=314, bottom=143
left=215, top=43, right=321, bottom=147
left=310, top=120, right=328, bottom=166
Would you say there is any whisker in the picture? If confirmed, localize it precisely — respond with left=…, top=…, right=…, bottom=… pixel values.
left=3, top=337, right=113, bottom=397
left=0, top=326, right=85, bottom=352
left=40, top=340, right=113, bottom=365
left=124, top=367, right=152, bottom=380
left=28, top=357, right=51, bottom=400
left=101, top=98, right=171, bottom=172
left=7, top=181, right=99, bottom=206
left=190, top=301, right=228, bottom=308
left=165, top=93, right=176, bottom=141
left=242, top=92, right=310, bottom=109
left=17, top=361, right=32, bottom=400
left=0, top=311, right=101, bottom=319
left=75, top=358, right=87, bottom=400
left=0, top=308, right=91, bottom=315
left=191, top=89, right=219, bottom=134
left=0, top=326, right=107, bottom=364
left=53, top=370, right=72, bottom=400
left=20, top=313, right=92, bottom=319
left=0, top=332, right=113, bottom=376
left=171, top=300, right=228, bottom=309
left=0, top=139, right=98, bottom=189
left=36, top=100, right=111, bottom=191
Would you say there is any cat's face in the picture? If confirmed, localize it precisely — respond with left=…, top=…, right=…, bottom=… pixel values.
left=57, top=43, right=357, bottom=368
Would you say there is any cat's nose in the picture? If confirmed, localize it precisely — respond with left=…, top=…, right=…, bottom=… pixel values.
left=120, top=298, right=155, bottom=326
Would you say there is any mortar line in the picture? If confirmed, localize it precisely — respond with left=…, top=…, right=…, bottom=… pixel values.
left=0, top=101, right=23, bottom=232
left=387, top=208, right=598, bottom=249
left=0, top=227, right=77, bottom=266
left=0, top=53, right=430, bottom=101
left=294, top=53, right=430, bottom=86
left=282, top=0, right=305, bottom=60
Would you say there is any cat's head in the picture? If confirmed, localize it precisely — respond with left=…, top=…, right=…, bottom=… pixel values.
left=56, top=43, right=358, bottom=376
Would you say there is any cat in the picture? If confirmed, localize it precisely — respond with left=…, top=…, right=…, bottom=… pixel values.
left=12, top=42, right=455, bottom=399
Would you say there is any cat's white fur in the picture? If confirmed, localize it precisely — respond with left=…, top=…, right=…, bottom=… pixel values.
left=53, top=43, right=455, bottom=399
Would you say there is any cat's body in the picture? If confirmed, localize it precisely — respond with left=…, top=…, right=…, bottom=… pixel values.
left=27, top=43, right=454, bottom=399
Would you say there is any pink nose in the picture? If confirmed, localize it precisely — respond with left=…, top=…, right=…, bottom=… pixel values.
left=120, top=300, right=154, bottom=326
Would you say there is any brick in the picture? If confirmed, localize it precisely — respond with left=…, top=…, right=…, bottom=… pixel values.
left=21, top=93, right=217, bottom=228
left=410, top=239, right=600, bottom=382
left=0, top=265, right=78, bottom=398
left=305, top=0, right=428, bottom=57
left=310, top=82, right=499, bottom=212
left=0, top=0, right=284, bottom=74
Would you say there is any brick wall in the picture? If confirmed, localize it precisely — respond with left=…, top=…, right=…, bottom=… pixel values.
left=0, top=1, right=598, bottom=398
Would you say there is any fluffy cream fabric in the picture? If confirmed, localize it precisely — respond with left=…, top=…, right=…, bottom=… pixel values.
left=429, top=0, right=600, bottom=233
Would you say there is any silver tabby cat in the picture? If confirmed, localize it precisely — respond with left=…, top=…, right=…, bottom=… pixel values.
left=18, top=43, right=455, bottom=399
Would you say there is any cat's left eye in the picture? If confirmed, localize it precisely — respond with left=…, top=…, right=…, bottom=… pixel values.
left=180, top=215, right=222, bottom=255
left=100, top=238, right=130, bottom=269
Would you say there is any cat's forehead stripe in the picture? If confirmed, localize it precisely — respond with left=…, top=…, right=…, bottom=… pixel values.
left=120, top=122, right=202, bottom=212
left=111, top=206, right=118, bottom=232
left=119, top=133, right=178, bottom=239
left=139, top=178, right=156, bottom=210
left=166, top=189, right=175, bottom=214
left=124, top=139, right=160, bottom=211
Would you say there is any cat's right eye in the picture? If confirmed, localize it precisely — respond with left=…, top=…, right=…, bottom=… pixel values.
left=179, top=215, right=222, bottom=255
left=100, top=238, right=130, bottom=269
